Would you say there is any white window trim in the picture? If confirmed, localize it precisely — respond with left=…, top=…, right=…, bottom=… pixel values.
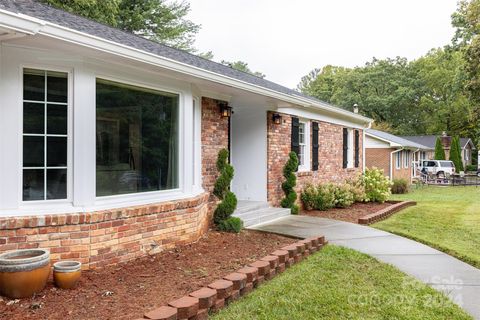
left=19, top=65, right=74, bottom=205
left=297, top=119, right=310, bottom=172
left=396, top=151, right=402, bottom=169
left=93, top=75, right=185, bottom=205
left=347, top=128, right=354, bottom=168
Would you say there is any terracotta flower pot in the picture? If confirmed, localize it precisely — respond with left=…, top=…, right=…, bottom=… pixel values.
left=53, top=261, right=82, bottom=289
left=0, top=249, right=50, bottom=299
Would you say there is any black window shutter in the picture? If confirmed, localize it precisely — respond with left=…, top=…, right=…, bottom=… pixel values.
left=312, top=122, right=319, bottom=171
left=342, top=128, right=348, bottom=169
left=354, top=130, right=360, bottom=168
left=291, top=117, right=300, bottom=156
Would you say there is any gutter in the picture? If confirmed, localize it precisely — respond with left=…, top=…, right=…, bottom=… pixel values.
left=0, top=9, right=373, bottom=127
left=390, top=148, right=403, bottom=180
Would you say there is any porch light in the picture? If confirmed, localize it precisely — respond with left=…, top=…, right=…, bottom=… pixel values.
left=220, top=103, right=232, bottom=117
left=353, top=103, right=359, bottom=114
left=272, top=113, right=282, bottom=124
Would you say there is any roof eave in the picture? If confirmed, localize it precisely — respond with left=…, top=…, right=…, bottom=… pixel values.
left=0, top=8, right=372, bottom=126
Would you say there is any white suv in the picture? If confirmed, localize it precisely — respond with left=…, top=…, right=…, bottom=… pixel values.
left=420, top=160, right=456, bottom=178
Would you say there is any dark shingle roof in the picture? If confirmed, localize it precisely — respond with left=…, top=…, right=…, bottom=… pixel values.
left=402, top=135, right=475, bottom=150
left=0, top=0, right=356, bottom=115
left=366, top=129, right=431, bottom=149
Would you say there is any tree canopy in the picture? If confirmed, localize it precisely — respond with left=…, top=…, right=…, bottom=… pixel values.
left=298, top=1, right=480, bottom=147
left=42, top=0, right=200, bottom=51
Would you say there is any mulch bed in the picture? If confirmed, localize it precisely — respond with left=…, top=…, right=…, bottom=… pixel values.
left=301, top=202, right=394, bottom=224
left=0, top=230, right=294, bottom=320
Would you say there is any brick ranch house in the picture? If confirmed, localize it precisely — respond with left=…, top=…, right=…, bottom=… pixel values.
left=365, top=129, right=431, bottom=182
left=0, top=1, right=372, bottom=269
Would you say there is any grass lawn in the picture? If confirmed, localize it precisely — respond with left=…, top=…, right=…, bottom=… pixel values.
left=212, top=246, right=471, bottom=320
left=374, top=186, right=480, bottom=268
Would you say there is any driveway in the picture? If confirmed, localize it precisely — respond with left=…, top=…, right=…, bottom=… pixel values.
left=250, top=215, right=480, bottom=319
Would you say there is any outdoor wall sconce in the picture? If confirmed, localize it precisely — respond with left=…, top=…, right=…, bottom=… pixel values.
left=272, top=113, right=282, bottom=124
left=220, top=103, right=232, bottom=117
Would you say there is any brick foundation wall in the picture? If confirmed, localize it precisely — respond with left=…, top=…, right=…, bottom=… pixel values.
left=267, top=111, right=364, bottom=207
left=0, top=193, right=209, bottom=269
left=0, top=97, right=229, bottom=269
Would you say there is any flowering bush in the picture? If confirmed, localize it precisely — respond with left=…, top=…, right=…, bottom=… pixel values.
left=346, top=174, right=368, bottom=203
left=300, top=183, right=336, bottom=211
left=363, top=167, right=392, bottom=203
left=333, top=184, right=355, bottom=208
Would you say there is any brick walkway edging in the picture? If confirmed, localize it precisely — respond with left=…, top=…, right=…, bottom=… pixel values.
left=136, top=235, right=327, bottom=320
left=358, top=201, right=416, bottom=225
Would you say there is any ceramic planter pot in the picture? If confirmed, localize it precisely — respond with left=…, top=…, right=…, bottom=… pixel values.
left=53, top=261, right=82, bottom=289
left=0, top=249, right=50, bottom=299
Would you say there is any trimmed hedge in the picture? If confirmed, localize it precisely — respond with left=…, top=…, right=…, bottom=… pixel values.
left=281, top=152, right=299, bottom=214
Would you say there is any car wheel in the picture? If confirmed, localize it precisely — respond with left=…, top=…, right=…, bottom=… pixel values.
left=477, top=171, right=480, bottom=177
left=437, top=172, right=445, bottom=179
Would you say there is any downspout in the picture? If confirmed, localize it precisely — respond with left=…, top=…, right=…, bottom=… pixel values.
left=390, top=148, right=403, bottom=181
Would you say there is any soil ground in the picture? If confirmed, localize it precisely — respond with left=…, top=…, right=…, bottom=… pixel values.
left=0, top=230, right=294, bottom=320
left=301, top=202, right=393, bottom=223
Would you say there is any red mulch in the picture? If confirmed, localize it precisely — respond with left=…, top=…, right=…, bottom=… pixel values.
left=301, top=202, right=394, bottom=223
left=0, top=230, right=294, bottom=320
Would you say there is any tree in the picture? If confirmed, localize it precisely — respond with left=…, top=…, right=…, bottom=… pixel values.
left=221, top=60, right=266, bottom=78
left=449, top=136, right=465, bottom=171
left=434, top=137, right=446, bottom=160
left=42, top=0, right=200, bottom=51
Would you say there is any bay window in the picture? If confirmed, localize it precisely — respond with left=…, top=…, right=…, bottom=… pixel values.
left=22, top=69, right=69, bottom=201
left=95, top=79, right=179, bottom=197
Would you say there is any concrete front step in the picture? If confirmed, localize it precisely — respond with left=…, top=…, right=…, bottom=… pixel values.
left=234, top=201, right=269, bottom=215
left=233, top=206, right=291, bottom=227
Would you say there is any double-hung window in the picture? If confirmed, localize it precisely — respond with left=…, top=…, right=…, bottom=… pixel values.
left=298, top=122, right=306, bottom=167
left=404, top=150, right=410, bottom=168
left=396, top=151, right=402, bottom=169
left=22, top=69, right=69, bottom=201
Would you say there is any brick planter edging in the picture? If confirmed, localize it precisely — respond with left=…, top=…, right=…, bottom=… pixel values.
left=358, top=201, right=416, bottom=225
left=139, top=235, right=326, bottom=320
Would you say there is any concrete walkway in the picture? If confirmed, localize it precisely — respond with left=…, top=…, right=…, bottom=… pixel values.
left=251, top=215, right=480, bottom=319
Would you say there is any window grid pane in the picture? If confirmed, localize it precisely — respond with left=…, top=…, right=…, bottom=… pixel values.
left=22, top=69, right=68, bottom=201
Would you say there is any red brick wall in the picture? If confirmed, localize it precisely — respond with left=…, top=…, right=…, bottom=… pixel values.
left=267, top=111, right=364, bottom=207
left=365, top=148, right=391, bottom=177
left=0, top=97, right=229, bottom=269
left=365, top=147, right=412, bottom=181
left=201, top=97, right=229, bottom=206
left=0, top=194, right=209, bottom=269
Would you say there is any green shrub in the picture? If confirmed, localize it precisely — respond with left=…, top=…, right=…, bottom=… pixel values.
left=391, top=179, right=409, bottom=194
left=217, top=217, right=244, bottom=233
left=300, top=184, right=317, bottom=211
left=300, top=183, right=335, bottom=211
left=346, top=174, right=368, bottom=203
left=213, top=149, right=241, bottom=232
left=333, top=184, right=355, bottom=208
left=466, top=164, right=478, bottom=172
left=281, top=152, right=299, bottom=214
left=364, top=167, right=392, bottom=203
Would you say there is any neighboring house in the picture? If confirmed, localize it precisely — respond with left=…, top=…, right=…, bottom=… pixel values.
left=365, top=129, right=431, bottom=182
left=402, top=134, right=476, bottom=168
left=0, top=1, right=372, bottom=268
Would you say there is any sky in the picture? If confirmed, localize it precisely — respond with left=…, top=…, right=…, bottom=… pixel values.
left=187, top=0, right=458, bottom=89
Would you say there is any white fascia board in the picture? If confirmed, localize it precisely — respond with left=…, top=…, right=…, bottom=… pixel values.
left=0, top=9, right=372, bottom=125
left=0, top=12, right=45, bottom=35
left=278, top=107, right=368, bottom=129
